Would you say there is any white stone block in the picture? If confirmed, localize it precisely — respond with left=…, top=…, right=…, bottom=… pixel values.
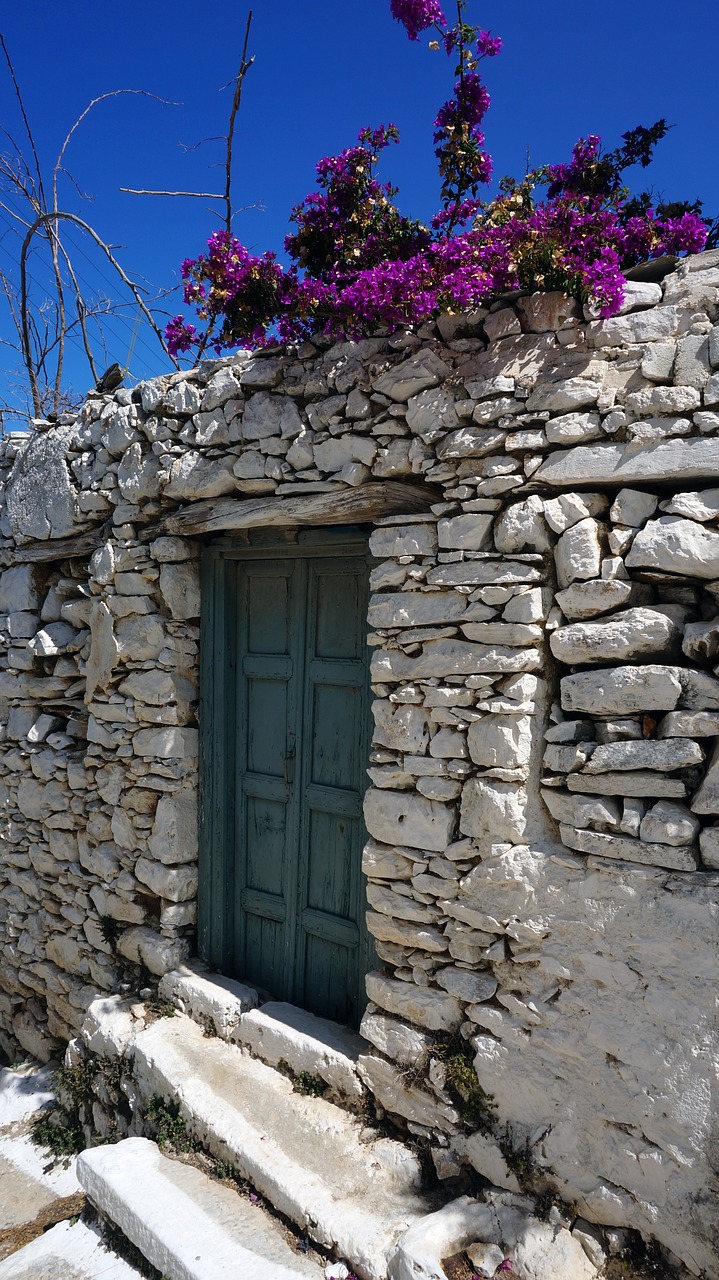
left=363, top=788, right=454, bottom=852
left=561, top=666, right=682, bottom=715
left=237, top=1003, right=365, bottom=1103
left=626, top=515, right=719, bottom=578
left=373, top=350, right=449, bottom=402
left=554, top=517, right=603, bottom=589
left=494, top=495, right=550, bottom=552
left=358, top=1054, right=459, bottom=1131
left=0, top=565, right=42, bottom=613
left=159, top=962, right=258, bottom=1037
left=559, top=824, right=698, bottom=871
left=639, top=801, right=700, bottom=847
left=82, top=995, right=143, bottom=1058
left=135, top=856, right=198, bottom=903
left=365, top=972, right=462, bottom=1032
left=116, top=926, right=189, bottom=975
left=159, top=561, right=201, bottom=620
left=437, top=513, right=493, bottom=550
left=550, top=607, right=682, bottom=665
left=467, top=715, right=532, bottom=771
left=148, top=792, right=198, bottom=864
left=460, top=778, right=527, bottom=842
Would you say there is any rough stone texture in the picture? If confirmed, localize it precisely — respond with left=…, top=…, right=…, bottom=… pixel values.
left=626, top=515, right=719, bottom=578
left=5, top=424, right=79, bottom=542
left=536, top=436, right=719, bottom=487
left=0, top=254, right=718, bottom=1279
left=550, top=607, right=682, bottom=665
left=561, top=665, right=683, bottom=715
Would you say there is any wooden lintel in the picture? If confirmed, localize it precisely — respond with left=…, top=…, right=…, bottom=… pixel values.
left=8, top=527, right=106, bottom=564
left=159, top=482, right=437, bottom=538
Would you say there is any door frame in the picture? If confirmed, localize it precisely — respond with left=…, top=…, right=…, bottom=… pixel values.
left=198, top=524, right=376, bottom=1024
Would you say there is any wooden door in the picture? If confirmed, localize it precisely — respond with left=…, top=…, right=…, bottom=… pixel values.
left=200, top=528, right=373, bottom=1027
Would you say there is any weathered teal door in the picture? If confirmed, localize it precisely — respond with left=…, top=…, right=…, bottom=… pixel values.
left=200, top=528, right=373, bottom=1027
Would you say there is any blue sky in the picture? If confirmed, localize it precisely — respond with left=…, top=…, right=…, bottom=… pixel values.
left=0, top=0, right=716, bottom=418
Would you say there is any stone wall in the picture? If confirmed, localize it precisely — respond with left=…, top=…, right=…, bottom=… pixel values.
left=0, top=250, right=718, bottom=1275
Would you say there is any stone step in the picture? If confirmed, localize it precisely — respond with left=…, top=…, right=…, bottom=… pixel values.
left=0, top=1130, right=85, bottom=1262
left=159, top=962, right=367, bottom=1105
left=0, top=1217, right=142, bottom=1279
left=77, top=1137, right=325, bottom=1280
left=129, top=1013, right=439, bottom=1280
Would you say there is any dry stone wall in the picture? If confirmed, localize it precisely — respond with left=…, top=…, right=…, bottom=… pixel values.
left=0, top=250, right=718, bottom=1276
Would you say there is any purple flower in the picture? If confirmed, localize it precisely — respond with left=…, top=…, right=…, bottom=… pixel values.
left=434, top=72, right=491, bottom=137
left=656, top=211, right=707, bottom=255
left=165, top=315, right=198, bottom=357
left=476, top=29, right=503, bottom=57
left=390, top=0, right=446, bottom=41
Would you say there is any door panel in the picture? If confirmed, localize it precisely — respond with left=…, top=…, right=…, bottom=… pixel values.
left=200, top=530, right=373, bottom=1027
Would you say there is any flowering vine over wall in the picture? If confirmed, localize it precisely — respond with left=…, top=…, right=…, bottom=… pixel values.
left=166, top=1, right=711, bottom=357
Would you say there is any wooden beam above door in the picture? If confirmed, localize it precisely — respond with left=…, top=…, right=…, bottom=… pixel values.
left=156, top=481, right=436, bottom=538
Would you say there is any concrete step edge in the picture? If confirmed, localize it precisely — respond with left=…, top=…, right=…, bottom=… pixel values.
left=0, top=1217, right=141, bottom=1279
left=77, top=1137, right=318, bottom=1280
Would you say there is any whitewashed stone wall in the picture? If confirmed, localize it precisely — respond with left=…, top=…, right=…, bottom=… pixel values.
left=0, top=250, right=718, bottom=1275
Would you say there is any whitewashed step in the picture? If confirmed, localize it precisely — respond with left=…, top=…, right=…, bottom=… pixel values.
left=130, top=1014, right=438, bottom=1280
left=78, top=1138, right=324, bottom=1280
left=159, top=964, right=366, bottom=1104
left=230, top=1001, right=367, bottom=1104
left=0, top=1217, right=142, bottom=1279
left=0, top=1131, right=84, bottom=1261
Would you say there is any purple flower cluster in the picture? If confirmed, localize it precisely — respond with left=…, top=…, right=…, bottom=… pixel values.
left=165, top=315, right=198, bottom=358
left=165, top=3, right=710, bottom=360
left=476, top=28, right=503, bottom=57
left=390, top=0, right=446, bottom=40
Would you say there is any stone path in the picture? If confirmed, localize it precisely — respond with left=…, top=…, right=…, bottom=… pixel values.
left=0, top=1058, right=327, bottom=1279
left=0, top=1220, right=140, bottom=1280
left=0, top=1063, right=85, bottom=1264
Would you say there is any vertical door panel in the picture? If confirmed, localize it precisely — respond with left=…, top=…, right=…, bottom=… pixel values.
left=303, top=934, right=355, bottom=1027
left=306, top=808, right=356, bottom=917
left=234, top=560, right=299, bottom=990
left=310, top=683, right=361, bottom=789
left=296, top=555, right=369, bottom=1023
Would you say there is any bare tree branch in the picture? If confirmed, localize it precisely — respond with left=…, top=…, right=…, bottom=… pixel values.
left=56, top=167, right=95, bottom=202
left=178, top=135, right=224, bottom=154
left=20, top=210, right=178, bottom=415
left=0, top=34, right=45, bottom=203
left=56, top=239, right=99, bottom=384
left=223, top=10, right=255, bottom=233
left=120, top=187, right=224, bottom=199
left=52, top=89, right=178, bottom=214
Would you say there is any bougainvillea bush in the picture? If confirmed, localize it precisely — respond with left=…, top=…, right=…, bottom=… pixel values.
left=166, top=0, right=712, bottom=357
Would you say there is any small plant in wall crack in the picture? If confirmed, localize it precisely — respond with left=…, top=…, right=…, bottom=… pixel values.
left=98, top=914, right=121, bottom=948
left=293, top=1070, right=328, bottom=1098
left=498, top=1123, right=535, bottom=1189
left=432, top=1038, right=498, bottom=1132
left=143, top=995, right=176, bottom=1021
left=145, top=1095, right=201, bottom=1153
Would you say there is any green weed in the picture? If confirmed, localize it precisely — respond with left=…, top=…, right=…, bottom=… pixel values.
left=293, top=1071, right=328, bottom=1097
left=31, top=1111, right=85, bottom=1158
left=145, top=1096, right=199, bottom=1152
